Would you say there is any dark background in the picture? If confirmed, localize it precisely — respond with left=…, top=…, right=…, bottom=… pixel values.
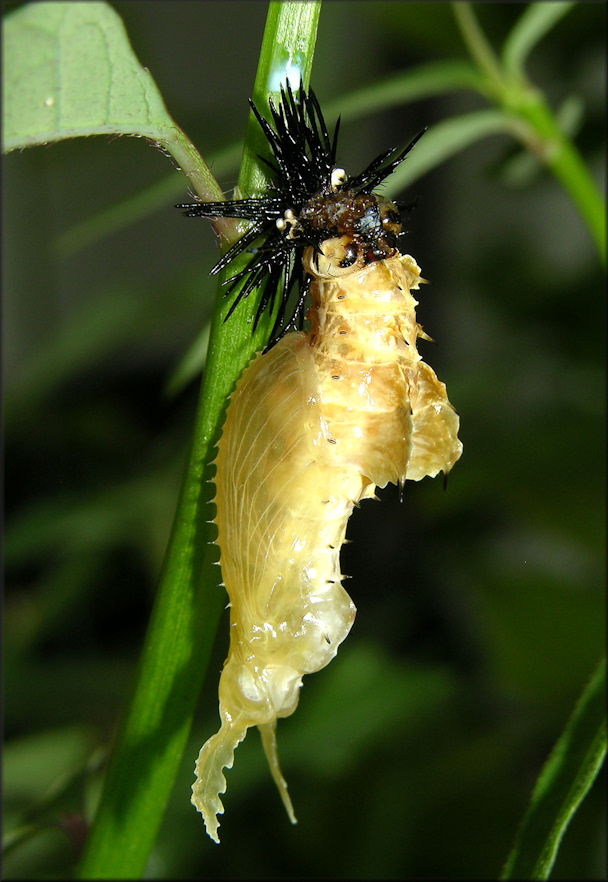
left=3, top=2, right=605, bottom=878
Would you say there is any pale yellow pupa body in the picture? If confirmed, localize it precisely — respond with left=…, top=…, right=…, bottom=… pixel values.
left=192, top=245, right=462, bottom=842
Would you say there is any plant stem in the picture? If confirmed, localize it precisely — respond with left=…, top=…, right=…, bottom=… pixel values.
left=452, top=2, right=505, bottom=93
left=76, top=3, right=320, bottom=877
left=453, top=1, right=606, bottom=265
left=508, top=87, right=606, bottom=265
left=502, top=658, right=606, bottom=879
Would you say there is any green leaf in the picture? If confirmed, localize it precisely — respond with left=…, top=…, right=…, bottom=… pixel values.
left=386, top=108, right=517, bottom=194
left=502, top=3, right=575, bottom=77
left=2, top=726, right=99, bottom=858
left=163, top=324, right=211, bottom=399
left=3, top=726, right=95, bottom=807
left=2, top=1, right=225, bottom=205
left=501, top=658, right=606, bottom=879
left=324, top=60, right=486, bottom=122
left=3, top=1, right=174, bottom=150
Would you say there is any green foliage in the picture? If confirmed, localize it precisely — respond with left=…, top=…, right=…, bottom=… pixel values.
left=3, top=1, right=605, bottom=878
left=3, top=2, right=173, bottom=149
left=502, top=658, right=606, bottom=878
left=2, top=1, right=224, bottom=204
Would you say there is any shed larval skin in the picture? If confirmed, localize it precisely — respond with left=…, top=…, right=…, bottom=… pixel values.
left=191, top=245, right=462, bottom=842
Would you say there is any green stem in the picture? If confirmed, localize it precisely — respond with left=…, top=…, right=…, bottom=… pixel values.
left=452, top=2, right=505, bottom=93
left=502, top=658, right=606, bottom=879
left=76, top=3, right=320, bottom=877
left=453, top=2, right=606, bottom=265
left=156, top=125, right=233, bottom=240
left=507, top=87, right=606, bottom=265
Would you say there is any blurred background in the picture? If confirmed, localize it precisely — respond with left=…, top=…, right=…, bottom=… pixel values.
left=3, top=2, right=605, bottom=878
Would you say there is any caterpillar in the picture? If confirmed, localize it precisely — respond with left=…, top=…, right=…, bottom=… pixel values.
left=178, top=82, right=462, bottom=843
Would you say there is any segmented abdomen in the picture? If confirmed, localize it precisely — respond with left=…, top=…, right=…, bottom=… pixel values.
left=192, top=252, right=462, bottom=841
left=217, top=330, right=361, bottom=690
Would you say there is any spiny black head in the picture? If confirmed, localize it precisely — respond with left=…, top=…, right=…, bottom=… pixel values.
left=177, top=80, right=425, bottom=347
